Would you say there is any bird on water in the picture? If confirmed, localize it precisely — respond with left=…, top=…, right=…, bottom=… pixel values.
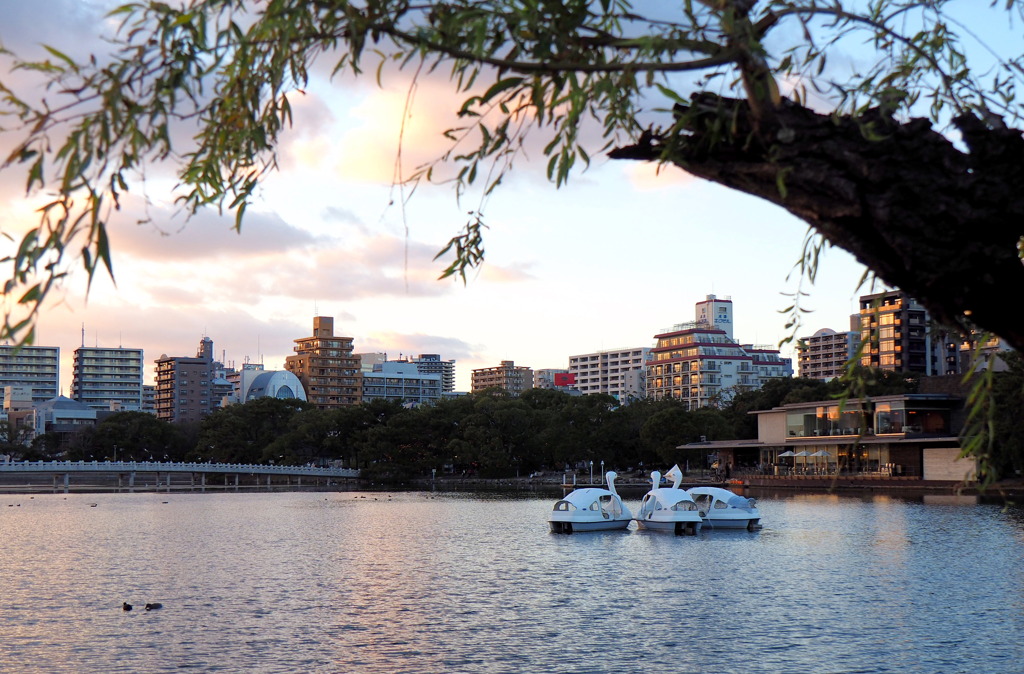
left=122, top=603, right=133, bottom=611
left=145, top=603, right=163, bottom=611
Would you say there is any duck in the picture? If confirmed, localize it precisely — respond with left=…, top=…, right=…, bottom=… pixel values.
left=144, top=603, right=163, bottom=611
left=122, top=602, right=133, bottom=611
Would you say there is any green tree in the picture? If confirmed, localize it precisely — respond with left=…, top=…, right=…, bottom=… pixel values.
left=971, top=352, right=1024, bottom=481
left=195, top=397, right=312, bottom=464
left=2, top=1, right=1024, bottom=354
left=0, top=420, right=34, bottom=458
left=641, top=405, right=733, bottom=467
left=89, top=411, right=189, bottom=462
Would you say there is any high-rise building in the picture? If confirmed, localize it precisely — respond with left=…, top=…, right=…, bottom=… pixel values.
left=285, top=317, right=362, bottom=409
left=956, top=332, right=1012, bottom=373
left=71, top=346, right=144, bottom=411
left=568, top=348, right=651, bottom=400
left=154, top=336, right=222, bottom=423
left=362, top=361, right=441, bottom=405
left=471, top=360, right=534, bottom=396
left=142, top=385, right=157, bottom=414
left=0, top=345, right=59, bottom=406
left=796, top=328, right=855, bottom=380
left=408, top=354, right=456, bottom=393
left=534, top=369, right=571, bottom=390
left=646, top=295, right=793, bottom=408
left=855, top=290, right=934, bottom=374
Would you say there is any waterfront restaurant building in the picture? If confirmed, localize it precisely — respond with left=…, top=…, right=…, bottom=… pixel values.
left=680, top=393, right=974, bottom=483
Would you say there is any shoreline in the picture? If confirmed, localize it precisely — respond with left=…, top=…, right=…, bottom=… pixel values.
left=1, top=472, right=1020, bottom=498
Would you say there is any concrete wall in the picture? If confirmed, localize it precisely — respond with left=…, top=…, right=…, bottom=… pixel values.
left=757, top=410, right=788, bottom=444
left=922, top=446, right=975, bottom=481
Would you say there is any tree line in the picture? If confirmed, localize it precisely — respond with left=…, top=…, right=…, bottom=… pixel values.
left=5, top=362, right=1023, bottom=483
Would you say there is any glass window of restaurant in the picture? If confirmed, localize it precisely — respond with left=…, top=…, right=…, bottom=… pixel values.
left=787, top=405, right=866, bottom=437
left=836, top=443, right=889, bottom=473
left=904, top=404, right=951, bottom=435
left=875, top=402, right=905, bottom=434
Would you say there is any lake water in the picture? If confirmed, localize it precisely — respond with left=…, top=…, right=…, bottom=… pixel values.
left=1, top=489, right=1022, bottom=673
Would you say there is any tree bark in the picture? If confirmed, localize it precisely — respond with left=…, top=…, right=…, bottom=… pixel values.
left=610, top=95, right=1024, bottom=352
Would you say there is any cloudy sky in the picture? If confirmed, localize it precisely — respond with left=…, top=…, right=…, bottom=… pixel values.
left=0, top=1, right=887, bottom=392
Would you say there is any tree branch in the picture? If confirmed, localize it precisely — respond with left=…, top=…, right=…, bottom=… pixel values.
left=611, top=94, right=1024, bottom=351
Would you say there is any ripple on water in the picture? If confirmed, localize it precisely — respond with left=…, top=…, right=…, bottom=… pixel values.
left=1, top=491, right=1023, bottom=672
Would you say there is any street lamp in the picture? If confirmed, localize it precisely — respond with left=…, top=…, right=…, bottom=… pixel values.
left=589, top=460, right=593, bottom=485
left=600, top=460, right=604, bottom=479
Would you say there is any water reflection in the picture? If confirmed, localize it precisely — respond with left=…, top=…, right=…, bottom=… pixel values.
left=1, top=491, right=1023, bottom=672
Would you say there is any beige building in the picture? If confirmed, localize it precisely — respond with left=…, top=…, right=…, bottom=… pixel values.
left=647, top=295, right=792, bottom=408
left=796, top=328, right=854, bottom=381
left=285, top=317, right=362, bottom=409
left=568, top=347, right=650, bottom=400
left=471, top=360, right=534, bottom=396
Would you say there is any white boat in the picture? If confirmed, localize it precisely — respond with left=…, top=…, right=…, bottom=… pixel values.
left=687, top=486, right=762, bottom=531
left=549, top=471, right=633, bottom=534
left=634, top=467, right=703, bottom=536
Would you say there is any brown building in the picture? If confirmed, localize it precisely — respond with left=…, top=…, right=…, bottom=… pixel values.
left=471, top=360, right=534, bottom=396
left=855, top=290, right=935, bottom=375
left=155, top=336, right=219, bottom=423
left=284, top=317, right=362, bottom=409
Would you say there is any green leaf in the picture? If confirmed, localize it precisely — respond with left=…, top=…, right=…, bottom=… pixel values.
left=480, top=77, right=524, bottom=103
left=42, top=45, right=78, bottom=72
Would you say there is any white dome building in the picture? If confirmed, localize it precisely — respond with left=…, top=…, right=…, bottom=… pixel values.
left=239, top=369, right=307, bottom=402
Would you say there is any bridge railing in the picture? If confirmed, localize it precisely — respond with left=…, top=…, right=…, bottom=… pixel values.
left=0, top=460, right=359, bottom=478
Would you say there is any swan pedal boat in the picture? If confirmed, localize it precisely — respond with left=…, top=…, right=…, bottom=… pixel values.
left=549, top=471, right=633, bottom=534
left=635, top=468, right=703, bottom=536
left=687, top=486, right=762, bottom=531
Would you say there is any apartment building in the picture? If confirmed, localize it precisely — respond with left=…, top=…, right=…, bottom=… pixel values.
left=362, top=360, right=441, bottom=405
left=154, top=336, right=222, bottom=423
left=855, top=290, right=935, bottom=375
left=71, top=346, right=144, bottom=411
left=646, top=295, right=792, bottom=408
left=568, top=347, right=651, bottom=400
left=534, top=369, right=571, bottom=390
left=471, top=360, right=534, bottom=396
left=0, top=345, right=59, bottom=406
left=285, top=317, right=362, bottom=409
left=796, top=328, right=855, bottom=380
left=408, top=354, right=456, bottom=393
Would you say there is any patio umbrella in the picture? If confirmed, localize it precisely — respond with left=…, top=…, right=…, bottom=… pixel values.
left=793, top=450, right=811, bottom=472
left=810, top=450, right=832, bottom=473
left=776, top=450, right=796, bottom=474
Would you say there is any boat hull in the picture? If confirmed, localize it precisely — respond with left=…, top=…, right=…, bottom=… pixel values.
left=634, top=518, right=702, bottom=536
left=701, top=516, right=762, bottom=531
left=549, top=518, right=631, bottom=534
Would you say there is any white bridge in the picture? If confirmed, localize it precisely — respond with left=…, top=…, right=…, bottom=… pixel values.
left=0, top=460, right=360, bottom=491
